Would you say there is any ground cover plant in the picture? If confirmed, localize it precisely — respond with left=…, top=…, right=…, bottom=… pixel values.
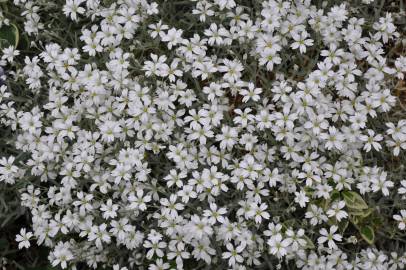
left=0, top=0, right=406, bottom=269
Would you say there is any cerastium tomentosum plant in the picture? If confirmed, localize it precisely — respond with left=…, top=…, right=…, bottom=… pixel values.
left=1, top=0, right=406, bottom=269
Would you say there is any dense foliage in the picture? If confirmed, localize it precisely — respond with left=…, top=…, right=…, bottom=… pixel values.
left=0, top=0, right=406, bottom=269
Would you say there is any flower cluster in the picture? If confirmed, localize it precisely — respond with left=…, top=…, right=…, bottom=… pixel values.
left=1, top=0, right=406, bottom=269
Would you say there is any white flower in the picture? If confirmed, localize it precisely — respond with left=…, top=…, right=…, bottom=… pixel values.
left=185, top=215, right=213, bottom=240
left=218, top=59, right=244, bottom=82
left=267, top=234, right=291, bottom=258
left=326, top=200, right=348, bottom=221
left=88, top=224, right=111, bottom=248
left=259, top=49, right=282, bottom=71
left=216, top=0, right=236, bottom=10
left=239, top=133, right=258, bottom=151
left=19, top=111, right=42, bottom=134
left=291, top=31, right=313, bottom=54
left=148, top=259, right=170, bottom=270
left=204, top=23, right=228, bottom=46
left=305, top=204, right=328, bottom=226
left=51, top=242, right=74, bottom=269
left=113, top=264, right=128, bottom=270
left=394, top=210, right=406, bottom=230
left=398, top=180, right=406, bottom=195
left=128, top=190, right=151, bottom=211
left=162, top=28, right=183, bottom=49
left=318, top=225, right=342, bottom=250
left=63, top=0, right=85, bottom=21
left=0, top=85, right=10, bottom=103
left=143, top=53, right=169, bottom=77
left=247, top=202, right=270, bottom=223
left=143, top=239, right=167, bottom=259
left=321, top=43, right=344, bottom=65
left=164, top=169, right=187, bottom=188
left=0, top=156, right=19, bottom=184
left=294, top=190, right=309, bottom=208
left=99, top=120, right=122, bottom=143
left=216, top=125, right=238, bottom=150
left=203, top=203, right=227, bottom=224
left=371, top=171, right=394, bottom=196
left=2, top=46, right=20, bottom=63
left=100, top=199, right=119, bottom=219
left=203, top=82, right=224, bottom=101
left=320, top=126, right=345, bottom=151
left=16, top=228, right=33, bottom=249
left=240, top=82, right=262, bottom=103
left=360, top=129, right=383, bottom=152
left=222, top=243, right=244, bottom=267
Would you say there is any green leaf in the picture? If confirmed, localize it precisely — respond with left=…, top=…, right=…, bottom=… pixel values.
left=0, top=23, right=19, bottom=48
left=338, top=220, right=349, bottom=233
left=350, top=215, right=360, bottom=225
left=302, top=235, right=315, bottom=249
left=360, top=225, right=375, bottom=245
left=342, top=191, right=368, bottom=210
left=282, top=218, right=296, bottom=229
left=349, top=208, right=372, bottom=218
left=18, top=33, right=30, bottom=50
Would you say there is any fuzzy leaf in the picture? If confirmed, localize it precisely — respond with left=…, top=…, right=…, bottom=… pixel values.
left=349, top=208, right=372, bottom=218
left=338, top=220, right=349, bottom=233
left=0, top=23, right=19, bottom=48
left=342, top=191, right=368, bottom=210
left=303, top=235, right=315, bottom=249
left=360, top=225, right=375, bottom=245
